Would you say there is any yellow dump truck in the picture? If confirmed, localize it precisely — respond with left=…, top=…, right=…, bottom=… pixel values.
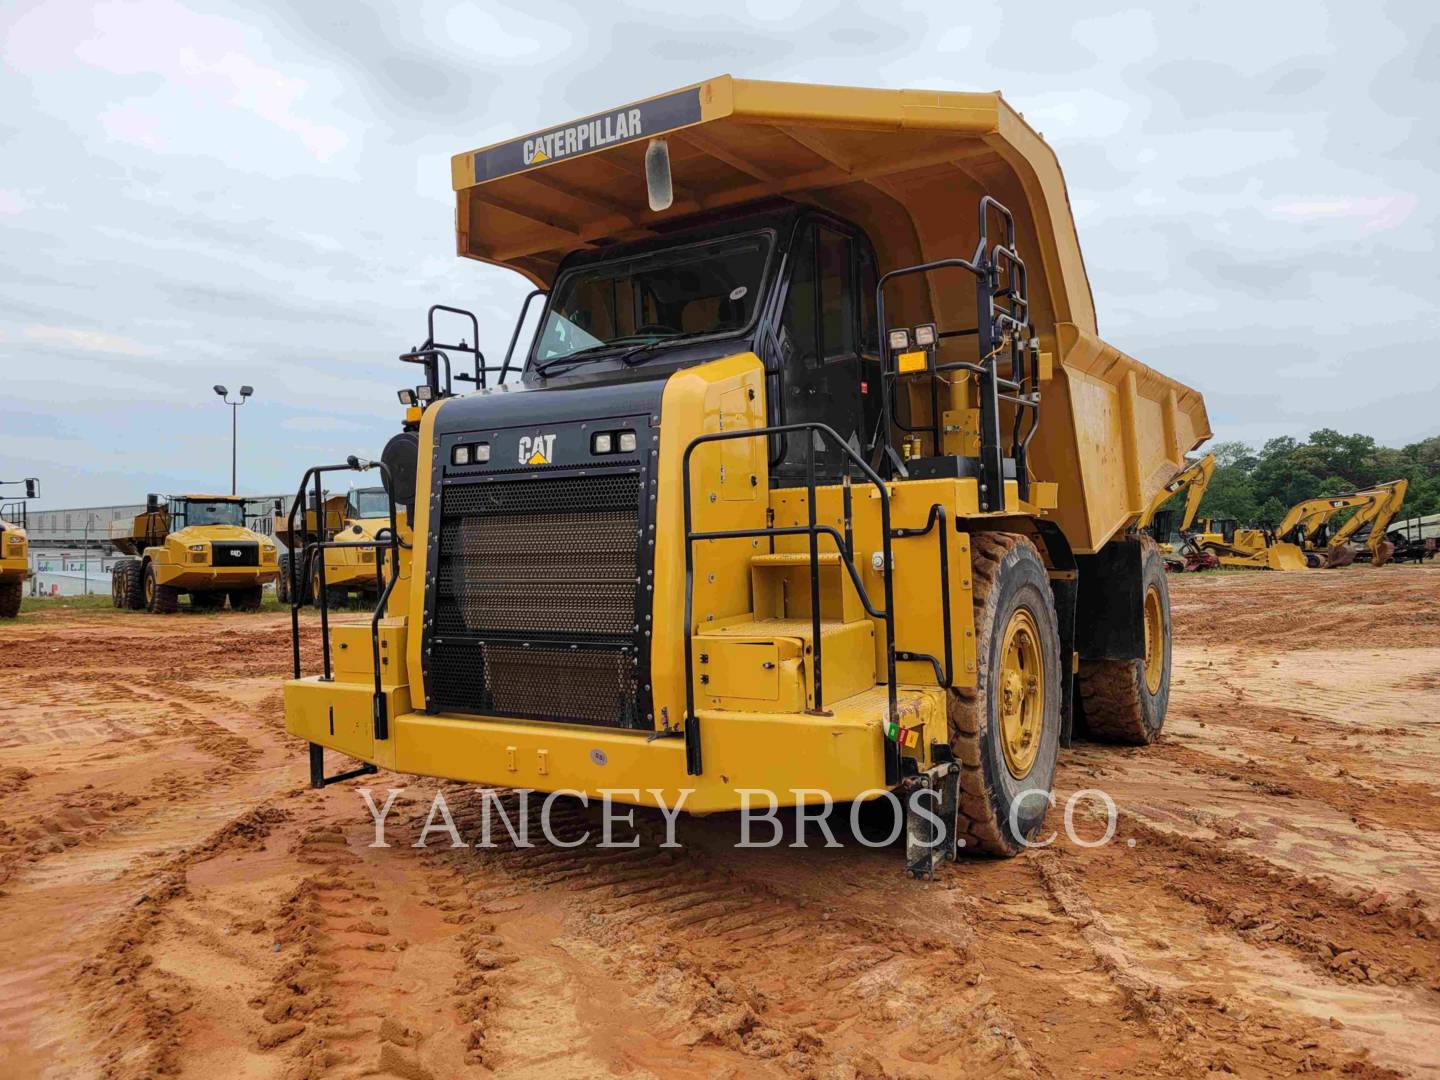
left=284, top=78, right=1210, bottom=870
left=0, top=479, right=37, bottom=618
left=111, top=494, right=279, bottom=612
left=276, top=487, right=393, bottom=607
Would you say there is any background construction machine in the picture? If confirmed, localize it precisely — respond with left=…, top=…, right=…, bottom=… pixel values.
left=0, top=478, right=40, bottom=618
left=276, top=486, right=393, bottom=607
left=284, top=78, right=1210, bottom=871
left=1192, top=480, right=1408, bottom=570
left=1293, top=480, right=1408, bottom=567
left=111, top=494, right=279, bottom=612
left=1138, top=454, right=1214, bottom=571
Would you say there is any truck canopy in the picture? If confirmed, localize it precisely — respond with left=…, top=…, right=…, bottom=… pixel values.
left=450, top=76, right=1211, bottom=552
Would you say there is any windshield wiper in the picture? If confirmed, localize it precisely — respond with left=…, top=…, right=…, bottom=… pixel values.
left=535, top=336, right=676, bottom=378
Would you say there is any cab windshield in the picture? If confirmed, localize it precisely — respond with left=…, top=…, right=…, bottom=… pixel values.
left=531, top=232, right=771, bottom=369
left=349, top=489, right=390, bottom=519
left=182, top=500, right=245, bottom=527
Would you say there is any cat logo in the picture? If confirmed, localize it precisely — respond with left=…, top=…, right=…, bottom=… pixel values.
left=517, top=433, right=557, bottom=466
left=228, top=549, right=242, bottom=558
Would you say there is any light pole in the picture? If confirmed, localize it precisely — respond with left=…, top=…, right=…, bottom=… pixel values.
left=213, top=385, right=254, bottom=495
left=82, top=513, right=96, bottom=595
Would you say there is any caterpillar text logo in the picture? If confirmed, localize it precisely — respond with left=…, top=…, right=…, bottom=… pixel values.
left=518, top=433, right=557, bottom=466
left=523, top=108, right=643, bottom=167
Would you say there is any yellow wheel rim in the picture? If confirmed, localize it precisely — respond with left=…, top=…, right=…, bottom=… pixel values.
left=144, top=571, right=154, bottom=605
left=1142, top=584, right=1164, bottom=695
left=998, top=607, right=1045, bottom=779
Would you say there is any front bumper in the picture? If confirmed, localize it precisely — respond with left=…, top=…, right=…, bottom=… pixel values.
left=158, top=566, right=279, bottom=590
left=284, top=677, right=942, bottom=814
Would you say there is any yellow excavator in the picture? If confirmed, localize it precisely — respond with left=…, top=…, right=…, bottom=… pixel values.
left=1190, top=479, right=1409, bottom=570
left=282, top=77, right=1211, bottom=873
left=0, top=478, right=39, bottom=618
left=1286, top=480, right=1408, bottom=567
left=110, top=494, right=280, bottom=611
left=1137, top=454, right=1214, bottom=571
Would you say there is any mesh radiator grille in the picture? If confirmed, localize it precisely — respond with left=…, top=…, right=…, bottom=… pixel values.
left=429, top=472, right=645, bottom=728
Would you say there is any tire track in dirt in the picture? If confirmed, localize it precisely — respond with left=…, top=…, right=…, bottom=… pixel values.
left=1106, top=813, right=1440, bottom=992
left=1150, top=741, right=1440, bottom=835
left=71, top=804, right=291, bottom=1079
left=1032, top=849, right=1408, bottom=1078
left=429, top=791, right=1040, bottom=1078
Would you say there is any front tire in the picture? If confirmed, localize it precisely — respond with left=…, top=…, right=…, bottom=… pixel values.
left=0, top=579, right=21, bottom=619
left=950, top=533, right=1062, bottom=857
left=1077, top=537, right=1171, bottom=745
left=144, top=562, right=179, bottom=614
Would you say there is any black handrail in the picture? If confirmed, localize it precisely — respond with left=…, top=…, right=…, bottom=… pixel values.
left=505, top=289, right=548, bottom=379
left=873, top=196, right=1041, bottom=510
left=890, top=503, right=954, bottom=688
left=285, top=460, right=402, bottom=740
left=682, top=422, right=897, bottom=779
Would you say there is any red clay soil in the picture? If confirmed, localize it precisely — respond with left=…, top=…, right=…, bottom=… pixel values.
left=1, top=563, right=1437, bottom=1077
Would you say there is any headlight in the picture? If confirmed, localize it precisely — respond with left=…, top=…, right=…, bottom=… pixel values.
left=188, top=544, right=206, bottom=552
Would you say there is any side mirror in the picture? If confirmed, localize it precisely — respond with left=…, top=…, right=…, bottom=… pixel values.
left=24, top=478, right=39, bottom=499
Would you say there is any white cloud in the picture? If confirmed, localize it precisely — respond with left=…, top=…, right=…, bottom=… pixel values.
left=8, top=0, right=351, bottom=167
left=280, top=416, right=367, bottom=433
left=0, top=189, right=33, bottom=216
left=20, top=325, right=157, bottom=356
left=1268, top=194, right=1418, bottom=232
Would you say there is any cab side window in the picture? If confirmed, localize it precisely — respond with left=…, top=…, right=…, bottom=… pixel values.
left=774, top=220, right=865, bottom=483
left=818, top=227, right=855, bottom=361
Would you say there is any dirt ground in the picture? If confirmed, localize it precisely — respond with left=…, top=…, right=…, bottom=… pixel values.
left=1, top=565, right=1438, bottom=1079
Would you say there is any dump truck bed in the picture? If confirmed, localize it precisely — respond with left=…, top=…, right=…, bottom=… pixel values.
left=450, top=76, right=1209, bottom=553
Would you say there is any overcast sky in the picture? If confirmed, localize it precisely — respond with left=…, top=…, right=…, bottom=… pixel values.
left=2, top=0, right=1436, bottom=509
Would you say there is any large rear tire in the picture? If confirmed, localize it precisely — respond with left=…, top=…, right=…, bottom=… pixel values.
left=950, top=533, right=1063, bottom=857
left=144, top=562, right=179, bottom=614
left=276, top=554, right=291, bottom=604
left=1077, top=537, right=1171, bottom=745
left=124, top=560, right=144, bottom=609
left=0, top=579, right=21, bottom=619
left=112, top=558, right=142, bottom=609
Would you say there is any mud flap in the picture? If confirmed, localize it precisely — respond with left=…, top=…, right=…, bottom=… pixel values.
left=904, top=762, right=960, bottom=880
left=308, top=743, right=379, bottom=789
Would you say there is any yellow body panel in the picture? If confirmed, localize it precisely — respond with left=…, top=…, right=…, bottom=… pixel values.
left=143, top=524, right=279, bottom=590
left=0, top=521, right=27, bottom=582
